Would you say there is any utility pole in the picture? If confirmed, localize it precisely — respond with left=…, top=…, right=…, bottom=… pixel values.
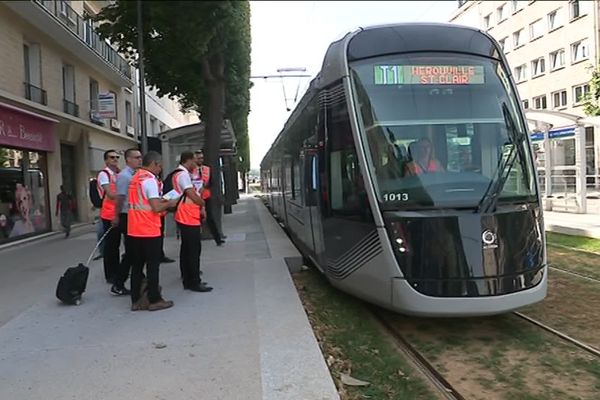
left=137, top=0, right=148, bottom=154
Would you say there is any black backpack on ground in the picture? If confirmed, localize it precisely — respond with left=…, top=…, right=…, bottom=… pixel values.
left=55, top=227, right=112, bottom=306
left=89, top=170, right=109, bottom=208
left=56, top=264, right=89, bottom=305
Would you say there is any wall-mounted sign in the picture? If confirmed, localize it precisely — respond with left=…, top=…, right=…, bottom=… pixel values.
left=98, top=92, right=116, bottom=119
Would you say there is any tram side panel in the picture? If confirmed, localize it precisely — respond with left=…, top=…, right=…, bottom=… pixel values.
left=317, top=82, right=397, bottom=307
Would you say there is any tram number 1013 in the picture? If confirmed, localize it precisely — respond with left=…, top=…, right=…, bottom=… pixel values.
left=383, top=192, right=409, bottom=202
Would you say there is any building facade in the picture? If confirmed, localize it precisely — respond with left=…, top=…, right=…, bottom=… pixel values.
left=0, top=0, right=197, bottom=244
left=450, top=0, right=600, bottom=213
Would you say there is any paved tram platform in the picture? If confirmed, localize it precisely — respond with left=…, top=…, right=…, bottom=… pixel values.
left=0, top=196, right=340, bottom=400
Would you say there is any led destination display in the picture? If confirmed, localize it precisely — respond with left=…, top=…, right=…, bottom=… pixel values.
left=374, top=65, right=485, bottom=85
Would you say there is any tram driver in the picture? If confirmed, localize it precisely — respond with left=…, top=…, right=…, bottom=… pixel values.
left=404, top=137, right=444, bottom=176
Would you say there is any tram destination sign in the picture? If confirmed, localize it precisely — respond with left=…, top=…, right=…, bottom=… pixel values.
left=374, top=65, right=485, bottom=85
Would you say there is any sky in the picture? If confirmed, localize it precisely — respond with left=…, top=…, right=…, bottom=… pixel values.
left=247, top=1, right=458, bottom=170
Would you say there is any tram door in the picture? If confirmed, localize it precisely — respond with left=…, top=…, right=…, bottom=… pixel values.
left=305, top=151, right=324, bottom=262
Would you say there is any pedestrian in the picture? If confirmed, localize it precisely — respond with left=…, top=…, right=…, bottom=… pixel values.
left=111, top=148, right=143, bottom=296
left=97, top=149, right=129, bottom=294
left=193, top=150, right=225, bottom=246
left=128, top=151, right=178, bottom=311
left=173, top=151, right=212, bottom=292
left=55, top=185, right=73, bottom=238
left=157, top=170, right=175, bottom=264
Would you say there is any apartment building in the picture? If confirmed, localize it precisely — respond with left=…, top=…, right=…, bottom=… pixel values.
left=450, top=0, right=600, bottom=212
left=0, top=0, right=197, bottom=244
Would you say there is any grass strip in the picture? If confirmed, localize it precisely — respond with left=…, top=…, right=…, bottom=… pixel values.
left=292, top=268, right=439, bottom=400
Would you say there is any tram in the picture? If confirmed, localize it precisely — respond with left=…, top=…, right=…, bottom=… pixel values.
left=260, top=23, right=547, bottom=316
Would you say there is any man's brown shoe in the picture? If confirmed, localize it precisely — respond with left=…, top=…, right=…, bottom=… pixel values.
left=148, top=299, right=174, bottom=311
left=131, top=301, right=148, bottom=311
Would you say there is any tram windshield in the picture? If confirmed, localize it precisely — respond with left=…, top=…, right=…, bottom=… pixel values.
left=350, top=53, right=537, bottom=211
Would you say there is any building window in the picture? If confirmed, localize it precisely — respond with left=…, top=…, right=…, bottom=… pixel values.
left=552, top=90, right=567, bottom=108
left=499, top=37, right=510, bottom=53
left=522, top=99, right=529, bottom=109
left=513, top=29, right=525, bottom=48
left=549, top=49, right=565, bottom=70
left=23, top=43, right=45, bottom=105
left=548, top=8, right=563, bottom=31
left=531, top=57, right=545, bottom=77
left=125, top=100, right=132, bottom=127
left=62, top=64, right=78, bottom=116
left=529, top=19, right=544, bottom=40
left=573, top=83, right=590, bottom=105
left=108, top=91, right=118, bottom=118
left=511, top=0, right=524, bottom=13
left=484, top=14, right=491, bottom=29
left=514, top=64, right=527, bottom=82
left=89, top=79, right=99, bottom=114
left=497, top=3, right=507, bottom=23
left=533, top=95, right=547, bottom=110
left=571, top=39, right=589, bottom=63
left=569, top=0, right=582, bottom=20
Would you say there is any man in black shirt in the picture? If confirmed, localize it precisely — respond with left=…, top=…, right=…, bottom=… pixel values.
left=55, top=185, right=73, bottom=238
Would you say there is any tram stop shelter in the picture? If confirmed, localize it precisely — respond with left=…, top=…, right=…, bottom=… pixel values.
left=526, top=110, right=600, bottom=214
left=159, top=119, right=240, bottom=237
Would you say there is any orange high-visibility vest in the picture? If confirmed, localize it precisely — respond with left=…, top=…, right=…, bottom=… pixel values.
left=405, top=159, right=442, bottom=176
left=201, top=165, right=211, bottom=200
left=98, top=167, right=118, bottom=221
left=173, top=168, right=201, bottom=226
left=127, top=169, right=162, bottom=237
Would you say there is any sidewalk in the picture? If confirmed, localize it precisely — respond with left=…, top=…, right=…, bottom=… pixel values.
left=0, top=196, right=339, bottom=400
left=544, top=210, right=600, bottom=239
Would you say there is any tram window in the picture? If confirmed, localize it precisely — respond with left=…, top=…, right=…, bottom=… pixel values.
left=293, top=159, right=301, bottom=201
left=327, top=95, right=369, bottom=218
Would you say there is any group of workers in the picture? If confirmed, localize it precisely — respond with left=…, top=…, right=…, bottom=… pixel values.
left=96, top=148, right=223, bottom=312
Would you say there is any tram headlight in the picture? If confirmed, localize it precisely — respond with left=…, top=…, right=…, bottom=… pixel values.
left=389, top=221, right=409, bottom=254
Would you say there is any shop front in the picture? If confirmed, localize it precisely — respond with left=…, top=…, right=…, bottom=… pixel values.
left=0, top=102, right=57, bottom=243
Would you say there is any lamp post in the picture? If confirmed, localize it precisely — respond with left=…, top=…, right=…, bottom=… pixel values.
left=137, top=0, right=148, bottom=154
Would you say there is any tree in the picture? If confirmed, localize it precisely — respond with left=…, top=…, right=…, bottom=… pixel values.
left=92, top=0, right=251, bottom=197
left=582, top=64, right=600, bottom=116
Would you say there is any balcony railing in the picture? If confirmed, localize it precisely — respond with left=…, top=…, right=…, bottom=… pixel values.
left=33, top=0, right=132, bottom=80
left=24, top=82, right=48, bottom=105
left=63, top=99, right=79, bottom=117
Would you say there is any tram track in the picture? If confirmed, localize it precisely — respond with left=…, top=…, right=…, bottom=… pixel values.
left=513, top=312, right=600, bottom=359
left=548, top=264, right=600, bottom=284
left=547, top=242, right=600, bottom=257
left=371, top=308, right=467, bottom=400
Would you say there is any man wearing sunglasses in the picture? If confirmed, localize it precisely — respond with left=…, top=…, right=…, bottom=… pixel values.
left=97, top=150, right=123, bottom=288
left=109, top=148, right=143, bottom=296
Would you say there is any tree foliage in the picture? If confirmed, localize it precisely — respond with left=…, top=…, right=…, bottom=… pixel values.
left=583, top=65, right=600, bottom=116
left=92, top=1, right=251, bottom=172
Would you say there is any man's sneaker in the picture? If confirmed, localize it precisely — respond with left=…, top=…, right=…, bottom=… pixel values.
left=110, top=285, right=131, bottom=296
left=160, top=256, right=175, bottom=263
left=148, top=299, right=174, bottom=311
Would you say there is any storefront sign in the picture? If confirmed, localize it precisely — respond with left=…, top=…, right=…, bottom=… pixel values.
left=98, top=92, right=116, bottom=119
left=0, top=102, right=57, bottom=152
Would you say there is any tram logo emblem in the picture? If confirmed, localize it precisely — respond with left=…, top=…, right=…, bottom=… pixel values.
left=482, top=230, right=498, bottom=249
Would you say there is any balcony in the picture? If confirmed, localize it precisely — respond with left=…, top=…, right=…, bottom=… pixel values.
left=63, top=99, right=79, bottom=117
left=4, top=1, right=133, bottom=88
left=24, top=82, right=48, bottom=105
